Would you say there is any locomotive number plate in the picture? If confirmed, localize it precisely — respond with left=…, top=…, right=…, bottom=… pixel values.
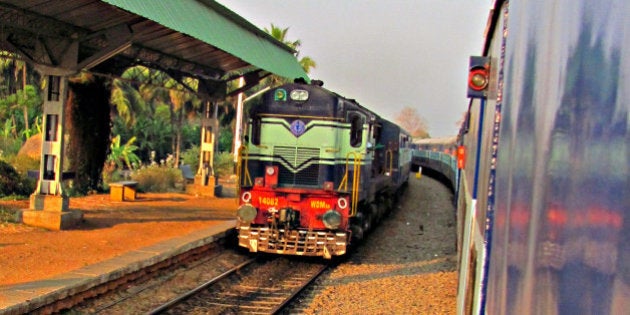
left=259, top=197, right=279, bottom=206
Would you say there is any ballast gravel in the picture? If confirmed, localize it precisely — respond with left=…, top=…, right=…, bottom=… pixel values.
left=295, top=175, right=458, bottom=314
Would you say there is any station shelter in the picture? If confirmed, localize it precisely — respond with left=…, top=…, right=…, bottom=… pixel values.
left=0, top=0, right=308, bottom=229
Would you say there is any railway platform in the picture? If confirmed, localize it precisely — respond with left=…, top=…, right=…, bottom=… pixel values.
left=0, top=191, right=238, bottom=314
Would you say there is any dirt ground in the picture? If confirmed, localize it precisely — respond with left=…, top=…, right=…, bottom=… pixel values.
left=0, top=192, right=238, bottom=286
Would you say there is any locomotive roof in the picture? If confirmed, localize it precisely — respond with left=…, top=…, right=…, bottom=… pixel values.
left=256, top=81, right=380, bottom=119
left=253, top=81, right=409, bottom=136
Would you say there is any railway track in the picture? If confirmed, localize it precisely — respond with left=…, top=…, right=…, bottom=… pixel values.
left=68, top=248, right=253, bottom=314
left=149, top=256, right=329, bottom=314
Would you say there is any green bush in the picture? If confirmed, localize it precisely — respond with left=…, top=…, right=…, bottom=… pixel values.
left=181, top=145, right=200, bottom=169
left=218, top=128, right=233, bottom=152
left=214, top=151, right=234, bottom=178
left=131, top=165, right=184, bottom=192
left=0, top=137, right=23, bottom=159
left=8, top=154, right=40, bottom=176
left=0, top=160, right=34, bottom=197
left=182, top=147, right=234, bottom=178
left=101, top=162, right=120, bottom=189
left=0, top=206, right=17, bottom=225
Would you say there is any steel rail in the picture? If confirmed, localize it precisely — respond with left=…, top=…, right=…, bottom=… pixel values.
left=270, top=263, right=329, bottom=314
left=146, top=258, right=256, bottom=315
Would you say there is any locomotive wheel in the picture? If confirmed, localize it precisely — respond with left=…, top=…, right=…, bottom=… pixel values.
left=370, top=204, right=382, bottom=222
left=350, top=214, right=365, bottom=241
left=362, top=212, right=373, bottom=232
left=384, top=195, right=394, bottom=212
left=377, top=194, right=388, bottom=211
left=350, top=223, right=364, bottom=241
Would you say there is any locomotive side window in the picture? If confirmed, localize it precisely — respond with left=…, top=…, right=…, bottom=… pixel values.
left=251, top=117, right=261, bottom=145
left=348, top=112, right=364, bottom=147
left=373, top=123, right=381, bottom=143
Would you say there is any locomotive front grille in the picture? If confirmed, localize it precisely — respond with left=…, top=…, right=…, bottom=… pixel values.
left=237, top=225, right=348, bottom=258
left=274, top=146, right=321, bottom=187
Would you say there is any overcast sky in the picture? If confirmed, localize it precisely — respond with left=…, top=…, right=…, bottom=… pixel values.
left=217, top=0, right=492, bottom=137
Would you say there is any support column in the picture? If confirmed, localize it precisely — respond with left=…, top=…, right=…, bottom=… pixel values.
left=24, top=74, right=82, bottom=230
left=188, top=100, right=220, bottom=197
left=232, top=77, right=245, bottom=163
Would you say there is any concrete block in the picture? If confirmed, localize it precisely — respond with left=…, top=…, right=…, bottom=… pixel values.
left=29, top=194, right=69, bottom=211
left=109, top=181, right=138, bottom=201
left=21, top=209, right=83, bottom=231
left=186, top=182, right=220, bottom=197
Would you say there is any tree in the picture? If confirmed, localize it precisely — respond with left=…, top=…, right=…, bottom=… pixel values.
left=67, top=74, right=111, bottom=194
left=110, top=66, right=203, bottom=165
left=0, top=85, right=42, bottom=139
left=0, top=54, right=43, bottom=142
left=107, top=135, right=141, bottom=170
left=110, top=66, right=156, bottom=127
left=264, top=24, right=317, bottom=83
left=394, top=106, right=430, bottom=139
left=164, top=77, right=202, bottom=166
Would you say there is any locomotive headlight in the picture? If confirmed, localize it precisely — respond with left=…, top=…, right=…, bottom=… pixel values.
left=322, top=210, right=342, bottom=229
left=290, top=89, right=309, bottom=101
left=237, top=204, right=257, bottom=222
left=266, top=166, right=275, bottom=176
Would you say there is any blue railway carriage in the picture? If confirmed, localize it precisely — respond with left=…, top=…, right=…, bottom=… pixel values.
left=413, top=136, right=457, bottom=155
left=456, top=1, right=630, bottom=314
left=235, top=80, right=411, bottom=259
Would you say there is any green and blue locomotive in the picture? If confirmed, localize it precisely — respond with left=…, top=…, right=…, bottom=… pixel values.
left=235, top=80, right=412, bottom=259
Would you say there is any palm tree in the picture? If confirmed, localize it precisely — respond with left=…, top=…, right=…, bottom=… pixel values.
left=165, top=77, right=202, bottom=166
left=110, top=65, right=203, bottom=166
left=298, top=56, right=317, bottom=75
left=0, top=55, right=43, bottom=141
left=264, top=24, right=317, bottom=80
left=110, top=66, right=157, bottom=127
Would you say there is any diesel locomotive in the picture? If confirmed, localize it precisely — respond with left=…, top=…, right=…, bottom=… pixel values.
left=235, top=80, right=412, bottom=259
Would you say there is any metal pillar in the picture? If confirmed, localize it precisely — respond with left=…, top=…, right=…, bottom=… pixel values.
left=233, top=77, right=245, bottom=162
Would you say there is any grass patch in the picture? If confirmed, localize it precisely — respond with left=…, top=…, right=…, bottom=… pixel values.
left=131, top=165, right=184, bottom=192
left=0, top=206, right=17, bottom=225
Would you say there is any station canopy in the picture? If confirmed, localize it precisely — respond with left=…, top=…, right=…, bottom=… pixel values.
left=0, top=0, right=309, bottom=96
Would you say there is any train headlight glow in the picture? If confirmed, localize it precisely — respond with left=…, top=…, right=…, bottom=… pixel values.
left=290, top=89, right=309, bottom=101
left=241, top=191, right=252, bottom=203
left=237, top=204, right=257, bottom=222
left=322, top=210, right=342, bottom=229
left=266, top=166, right=275, bottom=176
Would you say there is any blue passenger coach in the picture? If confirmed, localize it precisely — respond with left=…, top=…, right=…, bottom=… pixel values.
left=457, top=1, right=629, bottom=314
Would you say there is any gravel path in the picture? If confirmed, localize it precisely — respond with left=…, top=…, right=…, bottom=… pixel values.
left=295, top=175, right=458, bottom=314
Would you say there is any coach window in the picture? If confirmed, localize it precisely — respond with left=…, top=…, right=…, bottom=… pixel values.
left=401, top=135, right=409, bottom=148
left=349, top=112, right=364, bottom=147
left=251, top=117, right=261, bottom=145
